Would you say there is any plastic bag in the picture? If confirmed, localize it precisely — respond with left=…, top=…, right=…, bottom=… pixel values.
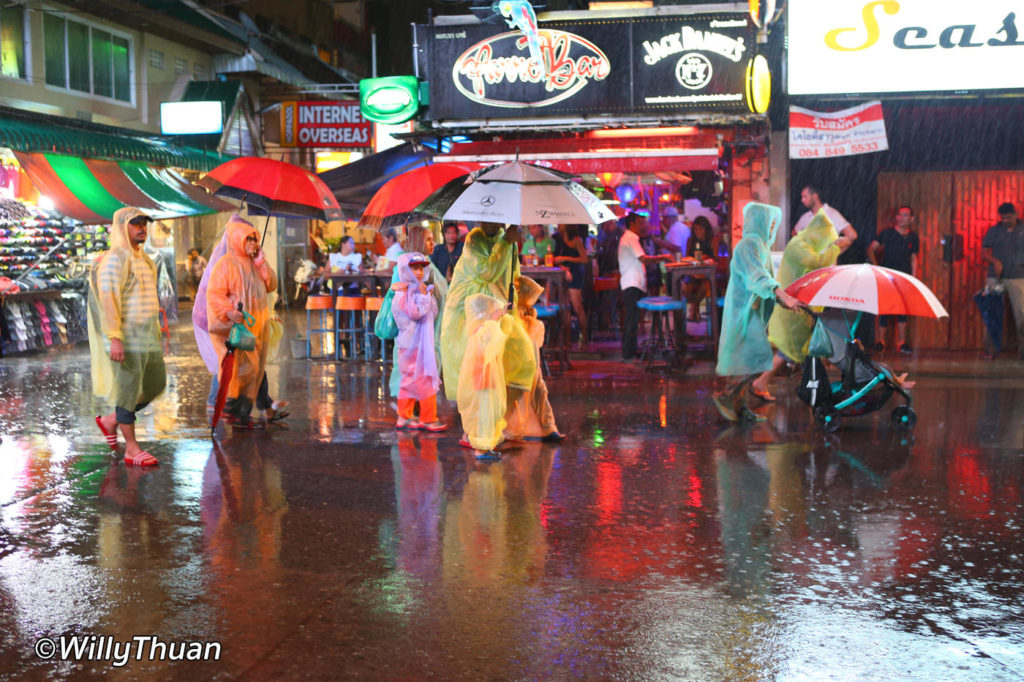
left=228, top=310, right=257, bottom=351
left=374, top=286, right=399, bottom=340
left=808, top=317, right=834, bottom=358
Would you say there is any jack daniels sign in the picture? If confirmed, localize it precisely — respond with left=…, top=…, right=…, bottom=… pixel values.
left=419, top=14, right=760, bottom=120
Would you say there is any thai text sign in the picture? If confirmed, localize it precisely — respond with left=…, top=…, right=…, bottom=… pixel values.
left=422, top=14, right=759, bottom=120
left=789, top=101, right=889, bottom=159
left=788, top=0, right=1024, bottom=95
left=280, top=101, right=372, bottom=148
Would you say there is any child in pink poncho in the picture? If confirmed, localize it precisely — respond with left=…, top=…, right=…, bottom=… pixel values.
left=392, top=253, right=447, bottom=431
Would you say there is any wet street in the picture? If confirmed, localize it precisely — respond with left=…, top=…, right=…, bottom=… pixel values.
left=1, top=321, right=1024, bottom=680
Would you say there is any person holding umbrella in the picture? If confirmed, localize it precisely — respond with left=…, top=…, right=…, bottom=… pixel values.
left=713, top=202, right=805, bottom=422
left=206, top=215, right=278, bottom=428
left=89, top=207, right=166, bottom=467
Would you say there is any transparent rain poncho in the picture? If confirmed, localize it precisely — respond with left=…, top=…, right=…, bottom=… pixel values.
left=88, top=207, right=164, bottom=406
left=387, top=260, right=448, bottom=397
left=505, top=276, right=558, bottom=439
left=392, top=254, right=441, bottom=400
left=192, top=225, right=232, bottom=374
left=457, top=294, right=509, bottom=451
left=440, top=226, right=519, bottom=400
left=767, top=210, right=840, bottom=363
left=205, top=216, right=278, bottom=403
left=716, top=202, right=783, bottom=377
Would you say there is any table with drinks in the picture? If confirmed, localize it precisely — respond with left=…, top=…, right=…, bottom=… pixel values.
left=327, top=269, right=392, bottom=301
left=666, top=258, right=719, bottom=357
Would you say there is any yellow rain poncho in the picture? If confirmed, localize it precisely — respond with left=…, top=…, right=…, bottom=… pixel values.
left=440, top=226, right=520, bottom=400
left=206, top=216, right=278, bottom=408
left=767, top=210, right=840, bottom=362
left=88, top=207, right=166, bottom=410
left=457, top=294, right=509, bottom=451
left=505, top=277, right=558, bottom=439
left=716, top=202, right=783, bottom=377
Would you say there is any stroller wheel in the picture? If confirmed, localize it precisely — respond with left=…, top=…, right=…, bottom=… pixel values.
left=814, top=405, right=841, bottom=433
left=891, top=405, right=917, bottom=430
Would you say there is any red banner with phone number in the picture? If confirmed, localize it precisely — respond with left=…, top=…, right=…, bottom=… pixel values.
left=788, top=100, right=888, bottom=160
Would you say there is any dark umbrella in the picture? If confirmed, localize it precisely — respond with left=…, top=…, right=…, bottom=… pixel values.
left=974, top=287, right=1005, bottom=353
left=195, top=157, right=344, bottom=245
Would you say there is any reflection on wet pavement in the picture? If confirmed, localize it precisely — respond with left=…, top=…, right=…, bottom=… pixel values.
left=1, top=338, right=1023, bottom=679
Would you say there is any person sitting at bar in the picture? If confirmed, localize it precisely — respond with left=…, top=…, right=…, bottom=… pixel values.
left=523, top=224, right=554, bottom=264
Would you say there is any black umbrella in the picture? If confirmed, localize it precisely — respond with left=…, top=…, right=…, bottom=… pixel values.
left=974, top=287, right=1005, bottom=353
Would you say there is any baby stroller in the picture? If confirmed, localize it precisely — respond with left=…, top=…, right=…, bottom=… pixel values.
left=796, top=310, right=916, bottom=432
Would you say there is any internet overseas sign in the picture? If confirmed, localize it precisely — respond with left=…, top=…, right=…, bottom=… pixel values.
left=788, top=0, right=1024, bottom=95
left=280, top=101, right=372, bottom=148
left=420, top=14, right=768, bottom=120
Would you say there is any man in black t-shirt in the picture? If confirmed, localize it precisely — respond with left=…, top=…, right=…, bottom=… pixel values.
left=981, top=202, right=1024, bottom=358
left=868, top=205, right=920, bottom=353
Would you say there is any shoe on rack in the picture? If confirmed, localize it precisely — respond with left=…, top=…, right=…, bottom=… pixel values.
left=899, top=343, right=913, bottom=354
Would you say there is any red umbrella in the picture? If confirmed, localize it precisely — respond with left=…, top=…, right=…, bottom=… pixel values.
left=786, top=264, right=948, bottom=318
left=358, top=162, right=474, bottom=230
left=196, top=157, right=344, bottom=243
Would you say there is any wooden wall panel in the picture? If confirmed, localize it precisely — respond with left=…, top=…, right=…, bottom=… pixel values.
left=953, top=172, right=1024, bottom=350
left=877, top=172, right=951, bottom=349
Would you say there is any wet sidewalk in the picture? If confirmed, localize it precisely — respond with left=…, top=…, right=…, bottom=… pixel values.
left=1, top=321, right=1023, bottom=680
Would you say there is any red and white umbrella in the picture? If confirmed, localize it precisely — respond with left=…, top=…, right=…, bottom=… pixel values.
left=786, top=264, right=948, bottom=318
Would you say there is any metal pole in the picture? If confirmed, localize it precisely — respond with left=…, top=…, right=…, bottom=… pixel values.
left=371, top=30, right=378, bottom=78
left=411, top=23, right=420, bottom=79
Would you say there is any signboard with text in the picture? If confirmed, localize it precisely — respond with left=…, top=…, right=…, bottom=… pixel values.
left=420, top=14, right=760, bottom=120
left=280, top=101, right=372, bottom=148
left=788, top=101, right=889, bottom=159
left=788, top=0, right=1024, bottom=95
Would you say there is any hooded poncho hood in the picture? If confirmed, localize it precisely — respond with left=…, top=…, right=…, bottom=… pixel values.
left=109, top=207, right=153, bottom=253
left=397, top=252, right=430, bottom=286
left=465, top=293, right=506, bottom=336
left=796, top=209, right=838, bottom=253
left=741, top=202, right=782, bottom=245
left=225, top=214, right=259, bottom=258
left=516, top=276, right=544, bottom=309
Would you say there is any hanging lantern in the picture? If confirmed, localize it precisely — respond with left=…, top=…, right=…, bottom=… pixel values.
left=599, top=171, right=623, bottom=188
left=749, top=0, right=777, bottom=28
left=615, top=183, right=637, bottom=203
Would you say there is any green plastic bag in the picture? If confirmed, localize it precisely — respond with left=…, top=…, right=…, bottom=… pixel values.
left=227, top=306, right=257, bottom=351
left=374, top=287, right=399, bottom=340
left=808, top=317, right=834, bottom=358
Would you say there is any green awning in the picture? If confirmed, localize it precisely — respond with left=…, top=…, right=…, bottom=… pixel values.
left=0, top=110, right=231, bottom=171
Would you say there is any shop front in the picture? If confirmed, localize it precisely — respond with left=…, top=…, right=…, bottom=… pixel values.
left=0, top=110, right=232, bottom=356
left=785, top=0, right=1024, bottom=351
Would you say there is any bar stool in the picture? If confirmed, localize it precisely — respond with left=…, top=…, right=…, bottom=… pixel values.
left=362, top=296, right=387, bottom=362
left=534, top=303, right=561, bottom=377
left=637, top=296, right=685, bottom=369
left=305, top=295, right=335, bottom=360
left=335, top=296, right=366, bottom=361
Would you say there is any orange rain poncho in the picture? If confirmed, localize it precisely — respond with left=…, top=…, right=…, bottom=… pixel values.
left=205, top=216, right=278, bottom=407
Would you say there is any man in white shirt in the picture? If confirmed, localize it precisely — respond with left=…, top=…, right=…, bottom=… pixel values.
left=791, top=185, right=858, bottom=242
left=619, top=212, right=672, bottom=361
left=379, top=228, right=404, bottom=272
left=661, top=206, right=691, bottom=253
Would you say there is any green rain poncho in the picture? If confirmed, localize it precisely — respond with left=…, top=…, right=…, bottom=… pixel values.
left=767, top=210, right=840, bottom=362
left=440, top=226, right=523, bottom=401
left=88, top=207, right=165, bottom=409
left=716, top=202, right=783, bottom=377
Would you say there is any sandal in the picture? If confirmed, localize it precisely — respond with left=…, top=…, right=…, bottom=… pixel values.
left=711, top=393, right=739, bottom=422
left=396, top=418, right=421, bottom=430
left=124, top=451, right=159, bottom=467
left=476, top=450, right=502, bottom=461
left=420, top=421, right=449, bottom=432
left=458, top=437, right=473, bottom=449
left=95, top=415, right=118, bottom=452
left=542, top=431, right=566, bottom=442
left=750, top=388, right=777, bottom=404
left=266, top=410, right=290, bottom=423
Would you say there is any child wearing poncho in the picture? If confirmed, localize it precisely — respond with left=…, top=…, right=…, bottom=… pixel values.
left=458, top=294, right=510, bottom=456
left=505, top=276, right=564, bottom=442
left=392, top=253, right=447, bottom=431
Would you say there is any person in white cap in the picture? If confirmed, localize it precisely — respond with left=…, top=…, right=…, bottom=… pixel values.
left=661, top=206, right=691, bottom=254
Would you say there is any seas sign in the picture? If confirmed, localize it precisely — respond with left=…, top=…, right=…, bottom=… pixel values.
left=280, top=101, right=373, bottom=148
left=788, top=0, right=1024, bottom=95
left=421, top=14, right=761, bottom=120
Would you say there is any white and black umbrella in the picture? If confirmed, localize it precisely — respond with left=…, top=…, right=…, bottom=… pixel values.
left=415, top=161, right=616, bottom=226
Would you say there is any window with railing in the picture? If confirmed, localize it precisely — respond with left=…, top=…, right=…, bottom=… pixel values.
left=43, top=12, right=132, bottom=103
left=0, top=5, right=26, bottom=79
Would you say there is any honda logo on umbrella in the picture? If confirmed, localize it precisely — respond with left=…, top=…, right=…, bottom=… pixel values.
left=480, top=195, right=496, bottom=207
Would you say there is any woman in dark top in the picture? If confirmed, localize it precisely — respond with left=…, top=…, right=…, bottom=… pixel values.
left=554, top=224, right=590, bottom=348
left=685, top=217, right=715, bottom=321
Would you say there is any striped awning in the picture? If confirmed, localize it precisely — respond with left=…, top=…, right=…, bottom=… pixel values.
left=15, top=152, right=234, bottom=224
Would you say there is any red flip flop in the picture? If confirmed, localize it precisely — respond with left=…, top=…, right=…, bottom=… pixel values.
left=125, top=451, right=159, bottom=467
left=95, top=416, right=118, bottom=452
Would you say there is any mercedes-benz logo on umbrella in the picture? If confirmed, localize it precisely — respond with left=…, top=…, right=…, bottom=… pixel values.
left=480, top=195, right=496, bottom=207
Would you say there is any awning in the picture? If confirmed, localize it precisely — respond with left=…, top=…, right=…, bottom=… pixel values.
left=15, top=152, right=234, bottom=224
left=0, top=107, right=231, bottom=171
left=433, top=134, right=721, bottom=174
